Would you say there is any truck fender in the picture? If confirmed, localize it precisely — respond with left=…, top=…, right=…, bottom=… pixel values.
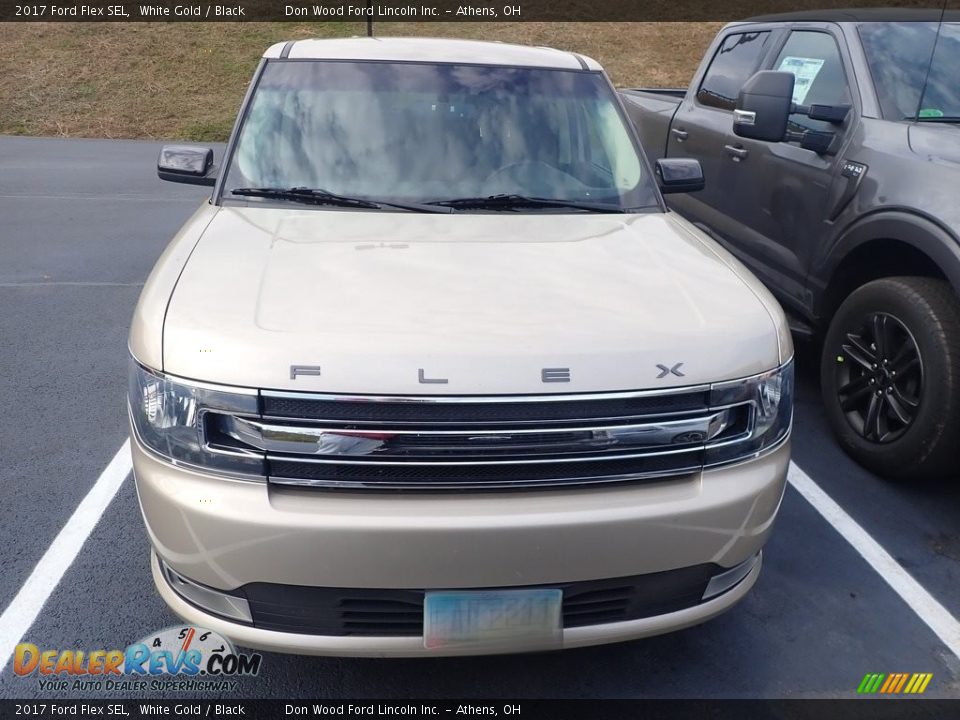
left=818, top=210, right=960, bottom=303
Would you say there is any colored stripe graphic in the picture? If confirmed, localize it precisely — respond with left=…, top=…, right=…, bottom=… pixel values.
left=857, top=672, right=932, bottom=694
left=906, top=673, right=933, bottom=694
left=857, top=673, right=885, bottom=693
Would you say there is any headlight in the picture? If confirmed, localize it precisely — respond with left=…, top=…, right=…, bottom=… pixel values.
left=128, top=360, right=265, bottom=479
left=704, top=358, right=794, bottom=466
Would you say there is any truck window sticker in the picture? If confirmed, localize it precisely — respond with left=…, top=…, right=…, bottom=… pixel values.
left=777, top=56, right=825, bottom=105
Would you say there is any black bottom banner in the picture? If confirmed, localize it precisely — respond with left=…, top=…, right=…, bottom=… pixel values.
left=2, top=700, right=959, bottom=720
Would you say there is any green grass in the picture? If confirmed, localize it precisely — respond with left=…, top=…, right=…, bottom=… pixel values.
left=0, top=22, right=720, bottom=140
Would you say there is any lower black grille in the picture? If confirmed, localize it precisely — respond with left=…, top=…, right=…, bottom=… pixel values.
left=242, top=586, right=423, bottom=636
left=241, top=564, right=717, bottom=637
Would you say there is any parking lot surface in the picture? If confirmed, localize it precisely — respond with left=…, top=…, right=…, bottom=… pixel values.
left=1, top=135, right=958, bottom=699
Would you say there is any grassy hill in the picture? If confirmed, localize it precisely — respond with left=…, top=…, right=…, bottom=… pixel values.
left=0, top=22, right=720, bottom=140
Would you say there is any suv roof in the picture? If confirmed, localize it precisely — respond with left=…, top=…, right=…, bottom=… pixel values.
left=740, top=8, right=959, bottom=24
left=263, top=36, right=601, bottom=71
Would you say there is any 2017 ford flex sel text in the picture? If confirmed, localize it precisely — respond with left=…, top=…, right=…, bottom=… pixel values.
left=128, top=38, right=793, bottom=656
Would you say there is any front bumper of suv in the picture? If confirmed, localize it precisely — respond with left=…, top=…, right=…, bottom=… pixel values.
left=131, top=432, right=788, bottom=656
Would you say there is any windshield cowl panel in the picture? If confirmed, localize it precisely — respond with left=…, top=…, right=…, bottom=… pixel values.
left=221, top=60, right=659, bottom=213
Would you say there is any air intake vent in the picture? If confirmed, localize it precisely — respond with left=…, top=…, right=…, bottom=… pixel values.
left=241, top=564, right=717, bottom=637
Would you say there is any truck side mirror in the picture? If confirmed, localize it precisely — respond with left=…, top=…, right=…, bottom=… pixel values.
left=655, top=158, right=705, bottom=194
left=158, top=145, right=216, bottom=186
left=733, top=71, right=794, bottom=142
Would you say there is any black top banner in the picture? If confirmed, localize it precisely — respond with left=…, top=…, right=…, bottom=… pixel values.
left=0, top=0, right=956, bottom=22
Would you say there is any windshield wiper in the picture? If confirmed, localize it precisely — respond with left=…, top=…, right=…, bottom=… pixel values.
left=231, top=187, right=450, bottom=213
left=232, top=187, right=381, bottom=209
left=424, top=193, right=623, bottom=213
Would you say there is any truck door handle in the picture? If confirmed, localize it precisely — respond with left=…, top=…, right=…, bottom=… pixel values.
left=671, top=128, right=689, bottom=142
left=724, top=144, right=749, bottom=161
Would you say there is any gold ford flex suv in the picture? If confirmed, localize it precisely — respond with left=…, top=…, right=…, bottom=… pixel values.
left=128, top=38, right=793, bottom=657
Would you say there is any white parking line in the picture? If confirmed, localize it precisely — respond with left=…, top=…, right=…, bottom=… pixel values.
left=788, top=461, right=960, bottom=659
left=0, top=440, right=132, bottom=673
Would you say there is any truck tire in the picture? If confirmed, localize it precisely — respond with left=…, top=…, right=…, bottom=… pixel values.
left=820, top=276, right=960, bottom=480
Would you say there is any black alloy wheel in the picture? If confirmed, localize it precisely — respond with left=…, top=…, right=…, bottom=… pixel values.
left=820, top=277, right=960, bottom=480
left=834, top=311, right=923, bottom=443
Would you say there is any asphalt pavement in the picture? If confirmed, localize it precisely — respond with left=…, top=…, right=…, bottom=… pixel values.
left=0, top=135, right=958, bottom=699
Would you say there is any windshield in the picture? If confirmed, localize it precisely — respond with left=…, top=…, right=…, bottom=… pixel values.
left=858, top=22, right=960, bottom=121
left=222, top=60, right=658, bottom=211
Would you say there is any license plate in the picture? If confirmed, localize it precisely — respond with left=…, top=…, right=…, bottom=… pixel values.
left=423, top=588, right=562, bottom=651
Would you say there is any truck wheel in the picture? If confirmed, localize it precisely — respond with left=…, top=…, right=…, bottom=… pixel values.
left=820, top=277, right=960, bottom=480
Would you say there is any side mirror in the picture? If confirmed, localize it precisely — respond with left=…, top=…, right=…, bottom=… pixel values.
left=733, top=71, right=794, bottom=142
left=807, top=104, right=850, bottom=124
left=655, top=158, right=705, bottom=194
left=158, top=145, right=215, bottom=186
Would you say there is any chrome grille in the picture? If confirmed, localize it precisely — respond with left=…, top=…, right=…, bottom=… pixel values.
left=259, top=388, right=710, bottom=425
left=203, top=387, right=754, bottom=491
left=221, top=411, right=732, bottom=458
left=266, top=452, right=704, bottom=490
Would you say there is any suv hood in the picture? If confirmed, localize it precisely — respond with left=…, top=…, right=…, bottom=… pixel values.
left=162, top=207, right=782, bottom=394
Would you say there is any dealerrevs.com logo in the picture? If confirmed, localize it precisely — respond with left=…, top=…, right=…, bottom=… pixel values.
left=14, top=626, right=262, bottom=692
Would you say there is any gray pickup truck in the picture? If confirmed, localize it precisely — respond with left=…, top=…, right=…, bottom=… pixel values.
left=622, top=10, right=960, bottom=482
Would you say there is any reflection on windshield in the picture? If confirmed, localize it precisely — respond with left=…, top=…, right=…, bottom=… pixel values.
left=858, top=22, right=960, bottom=120
left=224, top=61, right=656, bottom=210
